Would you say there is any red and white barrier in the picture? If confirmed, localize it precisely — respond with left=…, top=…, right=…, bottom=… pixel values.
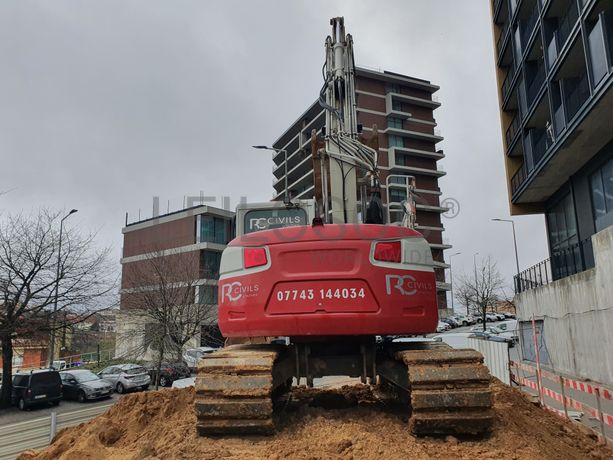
left=510, top=361, right=613, bottom=433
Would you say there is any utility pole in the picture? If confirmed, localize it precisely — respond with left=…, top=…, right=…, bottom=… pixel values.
left=492, top=218, right=521, bottom=293
left=48, top=209, right=78, bottom=367
left=448, top=252, right=461, bottom=314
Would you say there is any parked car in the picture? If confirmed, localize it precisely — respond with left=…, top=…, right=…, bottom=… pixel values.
left=503, top=312, right=516, bottom=319
left=11, top=370, right=62, bottom=410
left=60, top=369, right=113, bottom=402
left=436, top=321, right=450, bottom=333
left=485, top=313, right=499, bottom=322
left=183, top=347, right=217, bottom=371
left=469, top=331, right=514, bottom=346
left=470, top=326, right=516, bottom=347
left=494, top=312, right=506, bottom=321
left=98, top=364, right=150, bottom=393
left=147, top=361, right=191, bottom=387
left=452, top=315, right=473, bottom=326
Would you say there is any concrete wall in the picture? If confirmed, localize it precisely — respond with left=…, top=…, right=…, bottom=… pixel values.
left=516, top=225, right=613, bottom=386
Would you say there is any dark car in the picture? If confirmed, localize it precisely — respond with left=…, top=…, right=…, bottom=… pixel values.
left=148, top=361, right=191, bottom=387
left=11, top=370, right=62, bottom=410
left=60, top=369, right=113, bottom=402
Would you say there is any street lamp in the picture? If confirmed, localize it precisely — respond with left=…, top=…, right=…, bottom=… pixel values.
left=253, top=145, right=290, bottom=205
left=492, top=218, right=520, bottom=292
left=448, top=252, right=461, bottom=313
left=48, top=209, right=78, bottom=367
left=473, top=252, right=480, bottom=326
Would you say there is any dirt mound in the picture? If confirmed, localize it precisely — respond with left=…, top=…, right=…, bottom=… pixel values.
left=18, top=381, right=612, bottom=460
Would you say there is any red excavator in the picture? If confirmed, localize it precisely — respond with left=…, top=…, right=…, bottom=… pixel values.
left=195, top=17, right=493, bottom=437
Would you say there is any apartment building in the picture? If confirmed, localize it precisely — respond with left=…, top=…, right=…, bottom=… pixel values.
left=490, top=0, right=613, bottom=385
left=270, top=67, right=451, bottom=311
left=117, top=205, right=233, bottom=358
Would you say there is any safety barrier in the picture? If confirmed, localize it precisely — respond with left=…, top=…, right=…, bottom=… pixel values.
left=0, top=403, right=113, bottom=460
left=511, top=360, right=613, bottom=444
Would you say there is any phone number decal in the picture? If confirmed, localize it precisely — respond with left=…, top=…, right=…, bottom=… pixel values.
left=275, top=287, right=366, bottom=302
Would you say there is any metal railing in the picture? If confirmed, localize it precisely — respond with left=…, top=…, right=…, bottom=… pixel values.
left=511, top=161, right=528, bottom=195
left=496, top=20, right=511, bottom=57
left=514, top=238, right=594, bottom=293
left=505, top=113, right=521, bottom=148
left=0, top=403, right=113, bottom=459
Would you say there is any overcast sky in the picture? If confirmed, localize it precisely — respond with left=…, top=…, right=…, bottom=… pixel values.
left=0, top=0, right=548, bottom=305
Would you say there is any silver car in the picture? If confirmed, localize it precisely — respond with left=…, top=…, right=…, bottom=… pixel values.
left=97, top=364, right=151, bottom=394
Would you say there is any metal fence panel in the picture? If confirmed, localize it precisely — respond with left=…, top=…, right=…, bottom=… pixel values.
left=467, top=338, right=510, bottom=385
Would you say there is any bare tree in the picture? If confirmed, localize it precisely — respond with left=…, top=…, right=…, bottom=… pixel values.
left=0, top=209, right=116, bottom=408
left=120, top=249, right=217, bottom=388
left=454, top=256, right=505, bottom=330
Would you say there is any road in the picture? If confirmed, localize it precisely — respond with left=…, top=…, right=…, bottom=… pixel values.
left=0, top=392, right=126, bottom=427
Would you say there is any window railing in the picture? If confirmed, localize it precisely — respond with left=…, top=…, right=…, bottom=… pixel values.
left=514, top=238, right=594, bottom=293
left=520, top=4, right=540, bottom=49
left=506, top=114, right=521, bottom=147
left=496, top=20, right=511, bottom=57
left=526, top=61, right=546, bottom=108
left=501, top=59, right=518, bottom=102
left=511, top=161, right=528, bottom=195
left=564, top=72, right=590, bottom=121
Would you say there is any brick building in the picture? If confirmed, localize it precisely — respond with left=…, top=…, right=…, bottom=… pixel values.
left=117, top=205, right=233, bottom=359
left=270, top=67, right=451, bottom=311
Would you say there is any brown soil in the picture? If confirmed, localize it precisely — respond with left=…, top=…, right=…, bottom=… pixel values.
left=18, top=380, right=613, bottom=460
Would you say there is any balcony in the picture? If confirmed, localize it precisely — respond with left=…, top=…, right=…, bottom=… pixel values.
left=520, top=3, right=540, bottom=50
left=501, top=59, right=518, bottom=103
left=564, top=72, right=590, bottom=121
left=505, top=114, right=521, bottom=148
left=544, top=0, right=580, bottom=69
left=525, top=61, right=546, bottom=111
left=496, top=20, right=512, bottom=59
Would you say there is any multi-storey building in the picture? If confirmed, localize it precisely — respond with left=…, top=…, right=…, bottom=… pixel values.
left=490, top=0, right=613, bottom=386
left=271, top=67, right=451, bottom=311
left=492, top=0, right=612, bottom=274
left=117, top=205, right=233, bottom=358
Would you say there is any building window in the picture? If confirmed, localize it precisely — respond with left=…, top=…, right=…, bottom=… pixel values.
left=589, top=157, right=613, bottom=232
left=200, top=216, right=230, bottom=244
left=200, top=251, right=222, bottom=279
left=388, top=135, right=404, bottom=148
left=587, top=14, right=608, bottom=87
left=387, top=117, right=403, bottom=129
left=198, top=285, right=218, bottom=305
left=546, top=193, right=580, bottom=279
left=392, top=99, right=404, bottom=111
left=389, top=188, right=407, bottom=203
left=386, top=83, right=401, bottom=94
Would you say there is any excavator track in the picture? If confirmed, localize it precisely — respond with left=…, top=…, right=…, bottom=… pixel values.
left=396, top=346, right=494, bottom=436
left=195, top=344, right=289, bottom=436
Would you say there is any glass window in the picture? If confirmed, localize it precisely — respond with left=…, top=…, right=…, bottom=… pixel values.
left=388, top=135, right=404, bottom=148
left=546, top=192, right=579, bottom=280
left=590, top=158, right=613, bottom=231
left=201, top=251, right=222, bottom=278
left=387, top=117, right=403, bottom=129
left=389, top=188, right=407, bottom=203
left=386, top=83, right=401, bottom=94
left=587, top=16, right=607, bottom=87
left=200, top=216, right=229, bottom=244
left=392, top=99, right=403, bottom=111
left=199, top=285, right=218, bottom=304
left=590, top=172, right=606, bottom=219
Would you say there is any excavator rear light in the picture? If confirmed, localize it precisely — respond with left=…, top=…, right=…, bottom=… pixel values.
left=373, top=241, right=401, bottom=263
left=243, top=247, right=268, bottom=269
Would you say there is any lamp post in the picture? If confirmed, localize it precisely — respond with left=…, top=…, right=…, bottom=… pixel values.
left=48, top=209, right=78, bottom=367
left=473, top=252, right=479, bottom=321
left=492, top=218, right=520, bottom=293
left=253, top=145, right=289, bottom=205
left=448, top=252, right=461, bottom=314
